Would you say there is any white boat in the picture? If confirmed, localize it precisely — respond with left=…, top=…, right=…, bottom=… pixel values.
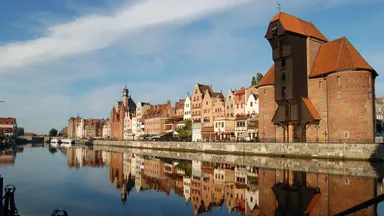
left=61, top=138, right=75, bottom=144
left=50, top=143, right=59, bottom=148
left=60, top=143, right=72, bottom=148
left=50, top=138, right=60, bottom=143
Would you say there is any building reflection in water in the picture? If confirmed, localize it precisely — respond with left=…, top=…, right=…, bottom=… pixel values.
left=61, top=147, right=380, bottom=216
left=0, top=147, right=23, bottom=165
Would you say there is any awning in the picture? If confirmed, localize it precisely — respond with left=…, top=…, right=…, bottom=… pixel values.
left=201, top=126, right=214, bottom=133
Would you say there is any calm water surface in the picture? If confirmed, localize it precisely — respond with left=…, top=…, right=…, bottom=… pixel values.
left=1, top=145, right=384, bottom=216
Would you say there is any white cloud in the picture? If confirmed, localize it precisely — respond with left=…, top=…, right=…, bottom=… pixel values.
left=0, top=0, right=252, bottom=71
left=0, top=0, right=381, bottom=134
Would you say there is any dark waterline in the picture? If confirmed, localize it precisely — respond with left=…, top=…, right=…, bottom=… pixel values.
left=0, top=145, right=384, bottom=216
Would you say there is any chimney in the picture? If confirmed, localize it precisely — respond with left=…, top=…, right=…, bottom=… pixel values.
left=167, top=100, right=171, bottom=105
left=220, top=90, right=222, bottom=93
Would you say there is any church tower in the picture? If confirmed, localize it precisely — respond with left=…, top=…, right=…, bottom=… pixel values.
left=123, top=86, right=129, bottom=108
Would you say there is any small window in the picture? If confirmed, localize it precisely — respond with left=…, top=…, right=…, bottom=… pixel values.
left=337, top=76, right=340, bottom=85
left=263, top=114, right=269, bottom=120
left=282, top=71, right=286, bottom=83
left=368, top=93, right=372, bottom=100
left=264, top=102, right=267, bottom=108
left=264, top=89, right=266, bottom=94
left=319, top=81, right=322, bottom=88
left=344, top=131, right=349, bottom=138
left=250, top=102, right=253, bottom=107
left=318, top=97, right=323, bottom=103
left=345, top=178, right=350, bottom=185
left=281, top=58, right=286, bottom=68
left=336, top=94, right=342, bottom=100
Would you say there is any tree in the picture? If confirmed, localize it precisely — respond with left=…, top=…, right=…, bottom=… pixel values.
left=49, top=128, right=58, bottom=137
left=256, top=72, right=264, bottom=84
left=251, top=76, right=257, bottom=86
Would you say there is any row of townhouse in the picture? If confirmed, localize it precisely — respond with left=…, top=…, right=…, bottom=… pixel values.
left=67, top=116, right=107, bottom=139
left=70, top=82, right=261, bottom=141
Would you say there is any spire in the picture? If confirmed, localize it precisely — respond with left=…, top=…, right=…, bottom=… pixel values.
left=277, top=2, right=281, bottom=12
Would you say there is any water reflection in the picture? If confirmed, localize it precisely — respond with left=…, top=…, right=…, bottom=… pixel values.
left=1, top=145, right=383, bottom=215
left=56, top=147, right=381, bottom=215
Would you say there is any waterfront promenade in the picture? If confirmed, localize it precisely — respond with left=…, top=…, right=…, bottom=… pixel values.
left=93, top=140, right=384, bottom=161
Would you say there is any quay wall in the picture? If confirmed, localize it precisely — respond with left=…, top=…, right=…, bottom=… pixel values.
left=93, top=145, right=382, bottom=178
left=92, top=140, right=384, bottom=161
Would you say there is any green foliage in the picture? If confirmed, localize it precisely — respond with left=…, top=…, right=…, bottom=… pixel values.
left=252, top=73, right=264, bottom=86
left=176, top=119, right=192, bottom=137
left=49, top=128, right=58, bottom=137
left=256, top=72, right=264, bottom=84
left=251, top=76, right=257, bottom=86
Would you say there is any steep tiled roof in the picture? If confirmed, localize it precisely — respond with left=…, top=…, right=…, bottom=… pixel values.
left=302, top=97, right=321, bottom=121
left=198, top=84, right=212, bottom=94
left=310, top=37, right=376, bottom=78
left=175, top=99, right=185, bottom=109
left=234, top=88, right=245, bottom=95
left=256, top=64, right=275, bottom=88
left=142, top=103, right=171, bottom=119
left=211, top=92, right=224, bottom=98
left=270, top=12, right=327, bottom=42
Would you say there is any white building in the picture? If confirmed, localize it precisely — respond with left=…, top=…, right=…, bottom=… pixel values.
left=76, top=118, right=84, bottom=139
left=184, top=93, right=191, bottom=120
left=235, top=116, right=248, bottom=140
left=135, top=101, right=151, bottom=136
left=183, top=176, right=191, bottom=203
left=192, top=122, right=202, bottom=142
left=123, top=113, right=133, bottom=140
left=132, top=117, right=137, bottom=137
left=245, top=187, right=259, bottom=211
left=245, top=93, right=258, bottom=115
left=192, top=160, right=202, bottom=178
left=102, top=121, right=110, bottom=139
left=235, top=165, right=247, bottom=185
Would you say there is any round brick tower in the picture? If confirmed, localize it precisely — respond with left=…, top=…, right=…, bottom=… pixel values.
left=327, top=71, right=375, bottom=142
left=309, top=37, right=377, bottom=143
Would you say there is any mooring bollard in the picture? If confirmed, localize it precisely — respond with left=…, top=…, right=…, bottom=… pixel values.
left=51, top=209, right=68, bottom=216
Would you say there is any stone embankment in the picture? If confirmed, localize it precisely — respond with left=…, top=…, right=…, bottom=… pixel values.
left=92, top=140, right=384, bottom=161
left=93, top=145, right=381, bottom=178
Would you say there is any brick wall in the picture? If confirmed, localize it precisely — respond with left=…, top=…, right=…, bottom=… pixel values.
left=307, top=77, right=328, bottom=142
left=327, top=71, right=374, bottom=143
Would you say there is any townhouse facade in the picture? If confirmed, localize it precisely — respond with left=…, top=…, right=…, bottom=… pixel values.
left=143, top=100, right=174, bottom=135
left=184, top=94, right=192, bottom=120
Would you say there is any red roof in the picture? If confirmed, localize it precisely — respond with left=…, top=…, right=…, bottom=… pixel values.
left=234, top=88, right=245, bottom=95
left=310, top=37, right=375, bottom=78
left=256, top=64, right=275, bottom=88
left=0, top=118, right=16, bottom=125
left=302, top=97, right=321, bottom=121
left=270, top=12, right=328, bottom=42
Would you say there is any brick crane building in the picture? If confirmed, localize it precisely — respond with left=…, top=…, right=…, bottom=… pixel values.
left=257, top=12, right=377, bottom=143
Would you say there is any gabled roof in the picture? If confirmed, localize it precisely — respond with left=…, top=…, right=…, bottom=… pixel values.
left=234, top=88, right=246, bottom=95
left=197, top=83, right=213, bottom=94
left=270, top=12, right=328, bottom=42
left=211, top=91, right=224, bottom=99
left=256, top=64, right=275, bottom=88
left=175, top=99, right=185, bottom=109
left=310, top=37, right=376, bottom=78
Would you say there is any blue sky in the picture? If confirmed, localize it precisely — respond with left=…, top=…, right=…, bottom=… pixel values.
left=0, top=0, right=383, bottom=134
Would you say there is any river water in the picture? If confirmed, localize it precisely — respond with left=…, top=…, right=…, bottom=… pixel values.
left=1, top=144, right=384, bottom=216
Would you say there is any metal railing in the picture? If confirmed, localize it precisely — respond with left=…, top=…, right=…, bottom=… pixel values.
left=0, top=176, right=68, bottom=216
